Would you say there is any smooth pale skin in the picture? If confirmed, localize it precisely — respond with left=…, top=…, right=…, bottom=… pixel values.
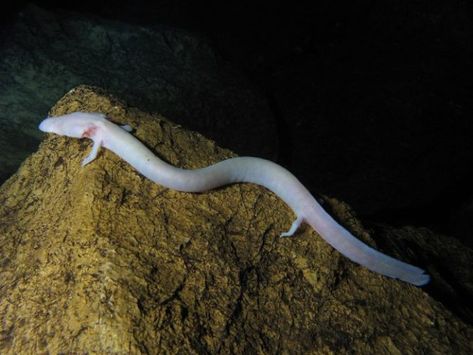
left=39, top=112, right=430, bottom=286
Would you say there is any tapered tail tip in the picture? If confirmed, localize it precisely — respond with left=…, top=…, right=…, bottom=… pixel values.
left=409, top=272, right=430, bottom=286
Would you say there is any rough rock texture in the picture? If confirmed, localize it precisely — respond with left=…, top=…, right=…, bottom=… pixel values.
left=0, top=86, right=472, bottom=353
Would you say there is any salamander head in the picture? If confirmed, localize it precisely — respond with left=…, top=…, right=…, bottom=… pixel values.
left=39, top=112, right=107, bottom=139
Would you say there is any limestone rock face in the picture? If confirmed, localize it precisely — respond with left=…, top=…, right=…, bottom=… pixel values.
left=0, top=86, right=472, bottom=353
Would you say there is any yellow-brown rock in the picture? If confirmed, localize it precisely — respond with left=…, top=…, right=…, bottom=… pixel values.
left=0, top=86, right=472, bottom=353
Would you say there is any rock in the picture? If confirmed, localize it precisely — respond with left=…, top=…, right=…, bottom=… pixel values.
left=0, top=86, right=472, bottom=353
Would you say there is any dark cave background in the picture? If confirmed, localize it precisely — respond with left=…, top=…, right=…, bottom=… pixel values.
left=1, top=1, right=472, bottom=248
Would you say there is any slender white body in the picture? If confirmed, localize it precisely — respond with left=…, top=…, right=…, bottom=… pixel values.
left=39, top=112, right=430, bottom=286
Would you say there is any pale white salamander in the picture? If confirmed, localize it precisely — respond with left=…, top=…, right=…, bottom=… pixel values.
left=39, top=112, right=430, bottom=286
